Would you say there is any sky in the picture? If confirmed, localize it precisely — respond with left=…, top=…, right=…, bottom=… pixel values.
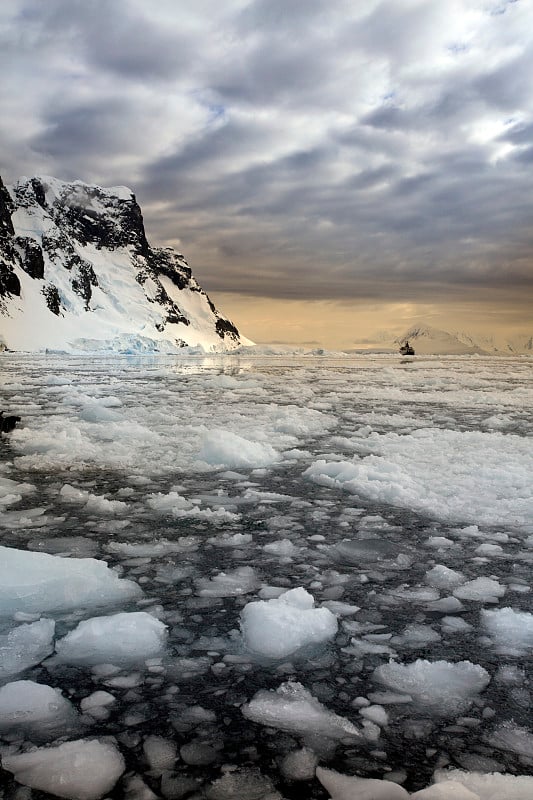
left=1, top=0, right=532, bottom=347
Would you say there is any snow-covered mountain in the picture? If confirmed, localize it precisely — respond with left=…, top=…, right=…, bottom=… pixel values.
left=0, top=175, right=252, bottom=353
left=394, top=325, right=488, bottom=355
left=394, top=324, right=533, bottom=355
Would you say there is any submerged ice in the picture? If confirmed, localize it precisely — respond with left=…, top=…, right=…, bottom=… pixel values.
left=0, top=352, right=532, bottom=798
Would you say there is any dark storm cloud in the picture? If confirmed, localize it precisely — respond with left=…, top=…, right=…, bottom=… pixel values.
left=1, top=0, right=533, bottom=311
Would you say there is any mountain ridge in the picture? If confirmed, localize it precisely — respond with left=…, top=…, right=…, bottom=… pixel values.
left=0, top=174, right=251, bottom=353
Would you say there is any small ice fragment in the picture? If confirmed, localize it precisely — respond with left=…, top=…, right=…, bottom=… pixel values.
left=0, top=680, right=79, bottom=742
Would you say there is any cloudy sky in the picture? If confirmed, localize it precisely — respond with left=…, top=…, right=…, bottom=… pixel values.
left=2, top=0, right=532, bottom=346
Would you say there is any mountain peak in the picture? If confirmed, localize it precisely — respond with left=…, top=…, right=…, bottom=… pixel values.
left=0, top=174, right=251, bottom=353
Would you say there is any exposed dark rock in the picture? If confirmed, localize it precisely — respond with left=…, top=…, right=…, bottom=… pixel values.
left=0, top=268, right=21, bottom=300
left=0, top=176, right=21, bottom=303
left=71, top=261, right=98, bottom=308
left=42, top=283, right=62, bottom=315
left=0, top=177, right=15, bottom=238
left=30, top=178, right=47, bottom=209
left=16, top=236, right=45, bottom=279
left=215, top=317, right=240, bottom=340
left=0, top=412, right=21, bottom=433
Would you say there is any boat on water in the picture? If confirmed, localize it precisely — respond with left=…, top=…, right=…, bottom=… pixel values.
left=399, top=341, right=415, bottom=356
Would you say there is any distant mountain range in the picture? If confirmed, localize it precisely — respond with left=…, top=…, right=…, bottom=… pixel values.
left=394, top=325, right=533, bottom=355
left=0, top=175, right=252, bottom=353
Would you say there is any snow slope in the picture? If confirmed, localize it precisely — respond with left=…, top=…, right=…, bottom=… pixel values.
left=0, top=175, right=252, bottom=353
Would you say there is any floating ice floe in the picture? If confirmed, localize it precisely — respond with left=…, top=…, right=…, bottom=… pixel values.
left=481, top=607, right=533, bottom=654
left=316, top=766, right=409, bottom=799
left=0, top=545, right=142, bottom=616
left=196, top=566, right=260, bottom=597
left=1, top=738, right=125, bottom=800
left=55, top=611, right=167, bottom=666
left=199, top=429, right=280, bottom=468
left=373, top=659, right=490, bottom=716
left=242, top=681, right=362, bottom=741
left=433, top=768, right=533, bottom=799
left=0, top=618, right=55, bottom=680
left=0, top=680, right=79, bottom=742
left=240, top=587, right=338, bottom=658
left=453, top=578, right=505, bottom=603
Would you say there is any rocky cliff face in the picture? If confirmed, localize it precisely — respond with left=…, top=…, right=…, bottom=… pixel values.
left=0, top=175, right=250, bottom=352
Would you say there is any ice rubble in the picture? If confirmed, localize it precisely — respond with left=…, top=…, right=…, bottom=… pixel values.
left=240, top=587, right=338, bottom=658
left=0, top=545, right=141, bottom=615
left=54, top=611, right=168, bottom=666
left=1, top=738, right=125, bottom=800
left=1, top=354, right=533, bottom=795
left=304, top=428, right=533, bottom=529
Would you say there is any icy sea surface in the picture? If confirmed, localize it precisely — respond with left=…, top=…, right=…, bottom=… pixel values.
left=0, top=353, right=532, bottom=799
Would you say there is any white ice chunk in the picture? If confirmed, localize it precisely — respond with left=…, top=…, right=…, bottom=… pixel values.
left=485, top=721, right=533, bottom=759
left=453, top=578, right=505, bottom=603
left=482, top=607, right=533, bottom=654
left=360, top=704, right=389, bottom=726
left=373, top=659, right=490, bottom=716
left=143, top=735, right=177, bottom=774
left=263, top=538, right=299, bottom=556
left=241, top=587, right=338, bottom=658
left=0, top=680, right=79, bottom=741
left=280, top=747, right=319, bottom=781
left=199, top=429, right=280, bottom=468
left=55, top=612, right=167, bottom=666
left=0, top=545, right=142, bottom=616
left=316, top=766, right=409, bottom=799
left=197, top=566, right=259, bottom=597
left=1, top=738, right=125, bottom=800
left=206, top=767, right=282, bottom=800
left=242, top=681, right=362, bottom=740
left=0, top=618, right=55, bottom=679
left=411, top=782, right=481, bottom=799
left=425, top=565, right=466, bottom=590
left=433, top=768, right=533, bottom=800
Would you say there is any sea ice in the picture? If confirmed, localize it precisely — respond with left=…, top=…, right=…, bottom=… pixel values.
left=55, top=611, right=167, bottom=666
left=143, top=734, right=177, bottom=774
left=199, top=429, right=280, bottom=468
left=196, top=566, right=260, bottom=597
left=1, top=738, right=125, bottom=800
left=316, top=766, right=409, bottom=799
left=0, top=679, right=79, bottom=742
left=242, top=681, right=362, bottom=741
left=373, top=659, right=490, bottom=716
left=240, top=587, right=338, bottom=658
left=453, top=578, right=505, bottom=603
left=481, top=607, right=533, bottom=654
left=0, top=545, right=142, bottom=616
left=425, top=565, right=466, bottom=590
left=0, top=618, right=55, bottom=680
left=433, top=768, right=533, bottom=799
left=280, top=747, right=319, bottom=780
